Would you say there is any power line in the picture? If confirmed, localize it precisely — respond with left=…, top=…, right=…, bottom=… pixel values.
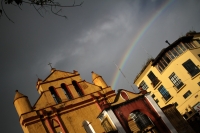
left=114, top=62, right=137, bottom=93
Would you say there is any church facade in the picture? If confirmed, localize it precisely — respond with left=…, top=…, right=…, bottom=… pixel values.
left=14, top=68, right=117, bottom=133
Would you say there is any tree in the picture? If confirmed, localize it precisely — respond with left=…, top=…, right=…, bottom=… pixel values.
left=0, top=0, right=83, bottom=23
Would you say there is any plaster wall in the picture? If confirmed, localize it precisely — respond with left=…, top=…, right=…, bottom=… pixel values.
left=134, top=47, right=200, bottom=115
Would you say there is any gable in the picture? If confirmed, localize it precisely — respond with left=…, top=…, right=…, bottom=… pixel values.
left=79, top=81, right=101, bottom=93
left=44, top=70, right=78, bottom=82
left=33, top=91, right=55, bottom=109
left=111, top=89, right=143, bottom=106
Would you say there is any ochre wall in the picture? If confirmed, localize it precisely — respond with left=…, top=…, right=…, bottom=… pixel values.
left=113, top=97, right=171, bottom=133
left=134, top=38, right=200, bottom=116
left=15, top=70, right=116, bottom=133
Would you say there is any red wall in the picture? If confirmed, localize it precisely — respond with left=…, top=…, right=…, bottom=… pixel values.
left=112, top=97, right=171, bottom=133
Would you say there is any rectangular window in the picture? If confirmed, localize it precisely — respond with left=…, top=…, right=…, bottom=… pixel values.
left=167, top=51, right=175, bottom=60
left=151, top=94, right=155, bottom=98
left=182, top=59, right=200, bottom=77
left=183, top=90, right=192, bottom=99
left=160, top=58, right=167, bottom=67
left=169, top=72, right=184, bottom=89
left=157, top=64, right=163, bottom=72
left=183, top=43, right=190, bottom=49
left=174, top=45, right=183, bottom=54
left=140, top=81, right=148, bottom=90
left=159, top=61, right=166, bottom=70
left=188, top=42, right=196, bottom=48
left=171, top=49, right=179, bottom=57
left=147, top=71, right=159, bottom=87
left=174, top=102, right=178, bottom=107
left=155, top=99, right=159, bottom=103
left=163, top=55, right=171, bottom=64
left=185, top=42, right=195, bottom=49
left=179, top=43, right=186, bottom=51
left=158, top=85, right=171, bottom=101
left=198, top=82, right=200, bottom=86
left=157, top=60, right=167, bottom=73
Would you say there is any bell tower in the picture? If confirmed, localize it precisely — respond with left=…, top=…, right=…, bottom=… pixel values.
left=13, top=90, right=32, bottom=116
left=92, top=71, right=108, bottom=88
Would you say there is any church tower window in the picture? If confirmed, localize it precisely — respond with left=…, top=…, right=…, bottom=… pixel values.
left=61, top=83, right=73, bottom=100
left=72, top=80, right=84, bottom=96
left=49, top=86, right=62, bottom=104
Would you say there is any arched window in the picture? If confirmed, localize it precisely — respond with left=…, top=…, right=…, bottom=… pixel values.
left=130, top=111, right=152, bottom=131
left=49, top=86, right=62, bottom=104
left=72, top=80, right=84, bottom=96
left=82, top=120, right=96, bottom=133
left=61, top=83, right=73, bottom=100
left=52, top=119, right=63, bottom=133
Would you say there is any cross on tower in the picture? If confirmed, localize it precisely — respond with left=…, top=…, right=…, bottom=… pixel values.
left=48, top=62, right=53, bottom=69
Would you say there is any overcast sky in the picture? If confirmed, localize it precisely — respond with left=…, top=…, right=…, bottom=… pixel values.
left=0, top=0, right=200, bottom=132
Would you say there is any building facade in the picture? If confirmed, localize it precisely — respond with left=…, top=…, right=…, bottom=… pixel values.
left=14, top=69, right=118, bottom=133
left=99, top=89, right=176, bottom=133
left=134, top=31, right=200, bottom=120
left=14, top=68, right=179, bottom=133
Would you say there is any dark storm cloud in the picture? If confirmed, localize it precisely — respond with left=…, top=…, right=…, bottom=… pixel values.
left=0, top=0, right=200, bottom=132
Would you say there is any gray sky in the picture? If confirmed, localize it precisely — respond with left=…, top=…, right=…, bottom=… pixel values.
left=0, top=0, right=200, bottom=132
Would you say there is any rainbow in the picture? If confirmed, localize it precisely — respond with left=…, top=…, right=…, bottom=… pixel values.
left=111, top=0, right=174, bottom=90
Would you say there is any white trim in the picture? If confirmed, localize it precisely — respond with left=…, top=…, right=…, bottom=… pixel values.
left=145, top=93, right=178, bottom=133
left=106, top=109, right=126, bottom=133
left=120, top=91, right=129, bottom=101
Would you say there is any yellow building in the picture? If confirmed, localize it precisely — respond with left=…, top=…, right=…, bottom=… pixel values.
left=134, top=31, right=200, bottom=120
left=13, top=68, right=117, bottom=133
